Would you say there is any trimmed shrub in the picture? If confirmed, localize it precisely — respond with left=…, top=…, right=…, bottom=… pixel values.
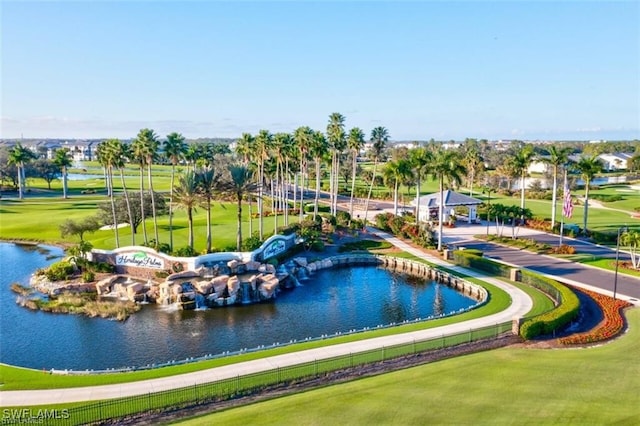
left=452, top=250, right=511, bottom=279
left=82, top=271, right=95, bottom=283
left=45, top=261, right=75, bottom=281
left=519, top=270, right=580, bottom=339
left=335, top=210, right=351, bottom=227
left=174, top=246, right=198, bottom=257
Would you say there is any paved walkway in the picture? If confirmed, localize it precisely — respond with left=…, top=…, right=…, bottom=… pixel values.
left=0, top=233, right=532, bottom=406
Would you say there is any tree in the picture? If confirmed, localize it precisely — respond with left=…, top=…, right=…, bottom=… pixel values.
left=164, top=132, right=187, bottom=250
left=574, top=155, right=603, bottom=234
left=382, top=159, right=412, bottom=216
left=110, top=139, right=136, bottom=245
left=8, top=143, right=36, bottom=199
left=508, top=144, right=536, bottom=218
left=96, top=140, right=120, bottom=247
left=620, top=230, right=640, bottom=270
left=309, top=130, right=328, bottom=220
left=97, top=191, right=166, bottom=234
left=53, top=148, right=73, bottom=198
left=195, top=165, right=219, bottom=253
left=254, top=130, right=273, bottom=239
left=409, top=146, right=432, bottom=224
left=294, top=126, right=313, bottom=221
left=220, top=164, right=258, bottom=251
left=542, top=145, right=572, bottom=228
left=28, top=158, right=60, bottom=189
left=59, top=217, right=100, bottom=242
left=172, top=171, right=200, bottom=250
left=347, top=127, right=366, bottom=219
left=429, top=147, right=467, bottom=251
left=137, top=129, right=161, bottom=245
left=326, top=113, right=347, bottom=216
left=363, top=126, right=389, bottom=224
left=461, top=139, right=484, bottom=197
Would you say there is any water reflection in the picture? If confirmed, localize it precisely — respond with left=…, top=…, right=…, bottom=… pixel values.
left=1, top=243, right=476, bottom=370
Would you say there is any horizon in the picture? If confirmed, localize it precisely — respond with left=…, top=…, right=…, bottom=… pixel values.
left=2, top=2, right=639, bottom=141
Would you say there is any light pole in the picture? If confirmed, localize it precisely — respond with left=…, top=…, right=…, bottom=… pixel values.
left=613, top=226, right=628, bottom=300
left=483, top=187, right=494, bottom=236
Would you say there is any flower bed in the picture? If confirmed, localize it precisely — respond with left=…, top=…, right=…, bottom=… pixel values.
left=559, top=288, right=633, bottom=345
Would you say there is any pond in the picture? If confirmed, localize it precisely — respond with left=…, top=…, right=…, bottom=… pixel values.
left=0, top=242, right=477, bottom=371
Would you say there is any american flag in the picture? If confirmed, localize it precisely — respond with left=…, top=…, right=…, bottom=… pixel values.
left=563, top=182, right=574, bottom=218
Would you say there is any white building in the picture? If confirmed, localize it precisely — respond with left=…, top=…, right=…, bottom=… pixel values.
left=597, top=153, right=632, bottom=171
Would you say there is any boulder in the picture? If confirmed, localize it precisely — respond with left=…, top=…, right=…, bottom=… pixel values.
left=293, top=257, right=308, bottom=267
left=321, top=259, right=333, bottom=269
left=227, top=259, right=239, bottom=270
left=245, top=261, right=261, bottom=271
left=211, top=275, right=230, bottom=294
left=258, top=264, right=276, bottom=274
left=227, top=276, right=240, bottom=295
left=194, top=280, right=213, bottom=294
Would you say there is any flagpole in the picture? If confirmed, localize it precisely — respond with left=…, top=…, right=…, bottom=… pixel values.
left=559, top=170, right=567, bottom=246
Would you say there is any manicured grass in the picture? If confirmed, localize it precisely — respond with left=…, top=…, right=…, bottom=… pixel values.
left=579, top=258, right=640, bottom=278
left=179, top=308, right=640, bottom=426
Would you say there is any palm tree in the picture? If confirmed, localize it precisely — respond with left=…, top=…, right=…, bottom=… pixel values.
left=429, top=148, right=467, bottom=251
left=309, top=130, right=328, bottom=220
left=172, top=171, right=200, bottom=250
left=461, top=139, right=484, bottom=197
left=184, top=143, right=201, bottom=172
left=98, top=140, right=121, bottom=247
left=347, top=127, right=366, bottom=219
left=254, top=130, right=273, bottom=239
left=543, top=145, right=572, bottom=228
left=8, top=143, right=36, bottom=199
left=53, top=148, right=73, bottom=199
left=508, top=144, right=536, bottom=217
left=222, top=164, right=259, bottom=251
left=409, top=146, right=432, bottom=224
left=294, top=126, right=313, bottom=220
left=326, top=113, right=346, bottom=215
left=164, top=132, right=187, bottom=250
left=110, top=139, right=136, bottom=245
left=382, top=159, right=412, bottom=216
left=363, top=126, right=389, bottom=224
left=235, top=133, right=254, bottom=165
left=134, top=129, right=161, bottom=245
left=574, top=155, right=603, bottom=234
left=195, top=165, right=219, bottom=253
left=130, top=132, right=149, bottom=244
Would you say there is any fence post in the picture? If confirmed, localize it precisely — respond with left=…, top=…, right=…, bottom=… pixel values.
left=194, top=383, right=199, bottom=404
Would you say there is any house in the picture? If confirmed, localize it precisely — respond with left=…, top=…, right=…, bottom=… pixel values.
left=411, top=190, right=484, bottom=224
left=597, top=153, right=632, bottom=171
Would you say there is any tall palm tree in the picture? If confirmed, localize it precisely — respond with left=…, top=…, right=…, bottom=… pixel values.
left=363, top=126, right=389, bottom=224
left=195, top=165, right=219, bottom=253
left=294, top=126, right=313, bottom=220
left=222, top=164, right=259, bottom=251
left=8, top=143, right=36, bottom=199
left=326, top=113, right=346, bottom=215
left=347, top=127, right=366, bottom=219
left=235, top=133, right=256, bottom=234
left=184, top=143, right=201, bottom=172
left=172, top=171, right=200, bottom=249
left=429, top=148, right=467, bottom=251
left=309, top=130, right=328, bottom=220
left=574, top=155, right=603, bottom=234
left=409, top=146, right=432, bottom=224
left=53, top=148, right=73, bottom=199
left=382, top=159, right=412, bottom=216
left=97, top=140, right=120, bottom=247
left=131, top=132, right=149, bottom=244
left=508, top=144, right=536, bottom=217
left=164, top=132, right=187, bottom=250
left=461, top=139, right=484, bottom=197
left=137, top=129, right=161, bottom=245
left=543, top=145, right=572, bottom=229
left=110, top=139, right=136, bottom=245
left=254, top=130, right=273, bottom=239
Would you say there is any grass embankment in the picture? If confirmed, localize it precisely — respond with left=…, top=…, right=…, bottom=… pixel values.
left=179, top=307, right=640, bottom=426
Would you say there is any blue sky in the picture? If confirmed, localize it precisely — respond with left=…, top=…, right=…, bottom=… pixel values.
left=2, top=1, right=639, bottom=141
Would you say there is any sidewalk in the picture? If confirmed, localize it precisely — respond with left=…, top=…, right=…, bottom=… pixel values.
left=0, top=233, right=533, bottom=406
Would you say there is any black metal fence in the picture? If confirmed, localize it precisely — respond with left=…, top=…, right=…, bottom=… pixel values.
left=43, top=322, right=512, bottom=425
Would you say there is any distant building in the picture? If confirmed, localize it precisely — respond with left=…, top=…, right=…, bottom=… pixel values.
left=597, top=153, right=632, bottom=171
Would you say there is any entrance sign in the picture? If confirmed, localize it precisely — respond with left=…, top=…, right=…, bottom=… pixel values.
left=115, top=252, right=164, bottom=269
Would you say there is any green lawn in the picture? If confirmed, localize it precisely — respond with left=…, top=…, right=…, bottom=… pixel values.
left=178, top=308, right=640, bottom=425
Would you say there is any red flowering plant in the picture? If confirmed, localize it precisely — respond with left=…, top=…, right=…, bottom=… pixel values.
left=559, top=287, right=633, bottom=345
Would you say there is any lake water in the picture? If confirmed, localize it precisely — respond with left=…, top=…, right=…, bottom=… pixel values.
left=0, top=242, right=476, bottom=371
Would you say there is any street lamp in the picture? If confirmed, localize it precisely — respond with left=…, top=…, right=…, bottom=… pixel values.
left=613, top=226, right=628, bottom=300
left=482, top=187, right=495, bottom=236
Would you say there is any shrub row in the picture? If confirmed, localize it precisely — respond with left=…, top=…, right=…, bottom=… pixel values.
left=518, top=269, right=580, bottom=339
left=375, top=213, right=435, bottom=249
left=451, top=250, right=511, bottom=279
left=450, top=250, right=581, bottom=340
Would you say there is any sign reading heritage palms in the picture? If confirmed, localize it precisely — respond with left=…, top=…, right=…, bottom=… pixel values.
left=263, top=239, right=286, bottom=261
left=116, top=252, right=164, bottom=269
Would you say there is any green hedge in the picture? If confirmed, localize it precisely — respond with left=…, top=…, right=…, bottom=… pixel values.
left=451, top=250, right=511, bottom=279
left=518, top=270, right=580, bottom=339
left=451, top=250, right=580, bottom=340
